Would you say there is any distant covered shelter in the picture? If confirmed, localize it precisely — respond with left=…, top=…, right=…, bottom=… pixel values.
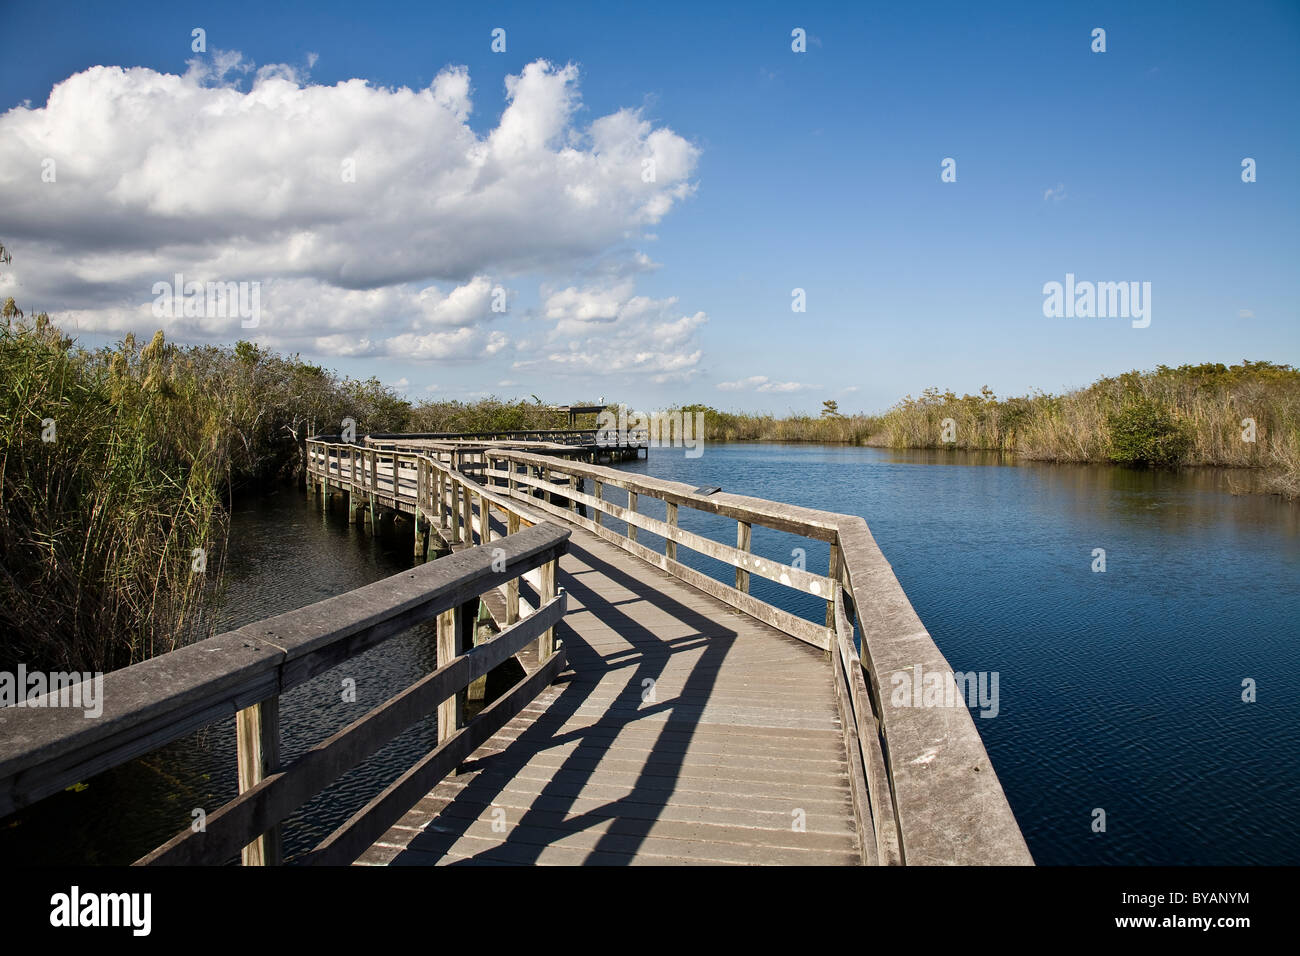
left=549, top=404, right=607, bottom=427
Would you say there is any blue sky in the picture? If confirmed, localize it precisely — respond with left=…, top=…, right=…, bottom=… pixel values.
left=1, top=0, right=1296, bottom=413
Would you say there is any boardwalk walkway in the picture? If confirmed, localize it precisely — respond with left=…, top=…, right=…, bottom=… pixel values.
left=359, top=525, right=860, bottom=865
left=0, top=434, right=1032, bottom=867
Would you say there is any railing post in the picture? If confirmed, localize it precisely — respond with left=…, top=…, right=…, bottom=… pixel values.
left=468, top=598, right=491, bottom=702
left=736, top=520, right=751, bottom=592
left=414, top=460, right=427, bottom=562
left=627, top=491, right=638, bottom=543
left=236, top=697, right=282, bottom=866
left=436, top=605, right=468, bottom=744
left=416, top=458, right=426, bottom=527
left=434, top=469, right=444, bottom=527
left=366, top=451, right=376, bottom=529
left=506, top=512, right=521, bottom=625
left=351, top=448, right=364, bottom=525
left=826, top=543, right=840, bottom=627
left=451, top=477, right=462, bottom=544
left=478, top=491, right=490, bottom=543
left=443, top=470, right=452, bottom=529
left=538, top=558, right=557, bottom=659
left=593, top=479, right=603, bottom=526
left=665, top=501, right=678, bottom=561
left=460, top=477, right=472, bottom=545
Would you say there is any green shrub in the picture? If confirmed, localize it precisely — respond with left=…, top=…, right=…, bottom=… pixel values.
left=1106, top=399, right=1193, bottom=467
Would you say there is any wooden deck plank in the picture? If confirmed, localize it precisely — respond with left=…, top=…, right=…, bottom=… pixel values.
left=363, top=523, right=861, bottom=865
left=420, top=775, right=856, bottom=819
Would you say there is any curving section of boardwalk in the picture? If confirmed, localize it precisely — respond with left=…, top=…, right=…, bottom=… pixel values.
left=308, top=437, right=1033, bottom=866
left=358, top=527, right=861, bottom=865
left=0, top=435, right=1030, bottom=866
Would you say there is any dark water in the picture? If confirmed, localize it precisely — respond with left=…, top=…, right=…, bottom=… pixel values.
left=3, top=446, right=1296, bottom=865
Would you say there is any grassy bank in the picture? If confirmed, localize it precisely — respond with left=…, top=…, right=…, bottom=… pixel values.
left=1, top=318, right=226, bottom=671
left=1, top=247, right=413, bottom=670
left=678, top=404, right=879, bottom=444
left=405, top=397, right=605, bottom=433
left=0, top=316, right=596, bottom=669
left=864, top=363, right=1299, bottom=496
left=689, top=363, right=1300, bottom=499
left=0, top=326, right=414, bottom=671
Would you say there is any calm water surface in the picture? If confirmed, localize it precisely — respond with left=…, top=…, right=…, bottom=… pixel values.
left=3, top=445, right=1295, bottom=865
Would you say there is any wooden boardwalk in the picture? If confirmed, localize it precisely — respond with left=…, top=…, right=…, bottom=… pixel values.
left=359, top=525, right=860, bottom=865
left=0, top=435, right=1032, bottom=867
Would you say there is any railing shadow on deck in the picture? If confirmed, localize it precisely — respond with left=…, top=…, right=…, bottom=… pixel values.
left=309, top=438, right=1033, bottom=865
left=382, top=536, right=738, bottom=865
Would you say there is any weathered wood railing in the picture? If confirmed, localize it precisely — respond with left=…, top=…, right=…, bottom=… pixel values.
left=308, top=438, right=566, bottom=638
left=0, top=518, right=571, bottom=866
left=478, top=448, right=838, bottom=650
left=307, top=439, right=1033, bottom=865
left=474, top=448, right=1032, bottom=866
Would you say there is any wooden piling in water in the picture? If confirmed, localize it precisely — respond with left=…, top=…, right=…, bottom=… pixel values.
left=413, top=517, right=428, bottom=563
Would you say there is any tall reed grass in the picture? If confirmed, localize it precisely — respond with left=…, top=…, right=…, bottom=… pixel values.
left=1, top=320, right=225, bottom=671
left=863, top=363, right=1300, bottom=495
left=1, top=247, right=412, bottom=670
left=672, top=365, right=1298, bottom=499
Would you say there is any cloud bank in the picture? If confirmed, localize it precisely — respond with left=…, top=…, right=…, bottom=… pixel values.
left=0, top=53, right=703, bottom=371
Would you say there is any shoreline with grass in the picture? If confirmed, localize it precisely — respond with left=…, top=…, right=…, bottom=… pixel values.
left=3, top=271, right=1295, bottom=674
left=682, top=362, right=1300, bottom=500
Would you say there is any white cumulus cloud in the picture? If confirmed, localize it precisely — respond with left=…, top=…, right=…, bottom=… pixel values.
left=515, top=280, right=706, bottom=383
left=0, top=54, right=700, bottom=364
left=717, top=375, right=814, bottom=393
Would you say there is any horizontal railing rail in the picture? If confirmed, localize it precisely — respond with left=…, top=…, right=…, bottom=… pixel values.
left=0, top=519, right=572, bottom=865
left=307, top=439, right=561, bottom=632
left=478, top=448, right=838, bottom=651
